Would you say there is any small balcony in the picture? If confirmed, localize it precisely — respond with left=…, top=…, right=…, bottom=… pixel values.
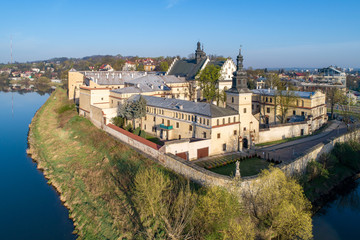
left=159, top=124, right=173, bottom=130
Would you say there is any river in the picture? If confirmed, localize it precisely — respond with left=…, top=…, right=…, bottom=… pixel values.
left=0, top=91, right=75, bottom=239
left=313, top=178, right=360, bottom=239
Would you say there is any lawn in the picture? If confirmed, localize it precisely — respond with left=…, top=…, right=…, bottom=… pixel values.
left=208, top=158, right=269, bottom=177
left=145, top=133, right=164, bottom=146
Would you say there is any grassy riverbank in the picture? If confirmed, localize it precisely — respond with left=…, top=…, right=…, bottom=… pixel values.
left=28, top=88, right=164, bottom=239
left=28, top=88, right=314, bottom=239
left=301, top=139, right=360, bottom=203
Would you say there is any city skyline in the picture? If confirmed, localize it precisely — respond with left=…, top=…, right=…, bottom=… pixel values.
left=1, top=0, right=359, bottom=68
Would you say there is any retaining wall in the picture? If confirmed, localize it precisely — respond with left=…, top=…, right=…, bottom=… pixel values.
left=280, top=129, right=360, bottom=176
left=98, top=117, right=359, bottom=189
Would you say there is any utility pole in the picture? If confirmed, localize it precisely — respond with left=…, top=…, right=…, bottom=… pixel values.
left=10, top=35, right=13, bottom=64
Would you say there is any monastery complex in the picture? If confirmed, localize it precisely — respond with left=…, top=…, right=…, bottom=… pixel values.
left=68, top=43, right=327, bottom=160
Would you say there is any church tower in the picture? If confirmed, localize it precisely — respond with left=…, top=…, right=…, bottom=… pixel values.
left=195, top=41, right=206, bottom=64
left=226, top=48, right=259, bottom=150
left=226, top=48, right=252, bottom=112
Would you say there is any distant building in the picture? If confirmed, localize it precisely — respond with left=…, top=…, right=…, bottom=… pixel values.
left=252, top=89, right=327, bottom=131
left=122, top=61, right=136, bottom=71
left=316, top=66, right=346, bottom=85
left=99, top=64, right=114, bottom=71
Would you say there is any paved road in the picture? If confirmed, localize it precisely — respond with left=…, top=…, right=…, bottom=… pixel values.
left=255, top=121, right=351, bottom=163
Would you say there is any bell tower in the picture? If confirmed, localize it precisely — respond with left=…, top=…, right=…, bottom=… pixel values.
left=225, top=48, right=259, bottom=151
left=226, top=48, right=252, bottom=112
left=195, top=41, right=206, bottom=64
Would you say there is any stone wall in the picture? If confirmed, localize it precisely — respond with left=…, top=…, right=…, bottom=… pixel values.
left=258, top=121, right=309, bottom=143
left=280, top=129, right=360, bottom=176
left=92, top=113, right=359, bottom=189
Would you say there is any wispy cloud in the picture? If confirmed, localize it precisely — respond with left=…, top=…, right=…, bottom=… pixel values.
left=166, top=0, right=180, bottom=9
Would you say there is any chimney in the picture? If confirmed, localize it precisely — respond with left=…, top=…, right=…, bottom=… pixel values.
left=268, top=88, right=270, bottom=93
left=119, top=73, right=122, bottom=78
left=106, top=73, right=109, bottom=79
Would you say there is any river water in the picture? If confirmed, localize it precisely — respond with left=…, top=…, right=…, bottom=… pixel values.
left=313, top=178, right=360, bottom=239
left=0, top=91, right=75, bottom=240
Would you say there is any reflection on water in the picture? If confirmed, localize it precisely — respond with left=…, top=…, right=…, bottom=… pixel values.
left=0, top=91, right=75, bottom=240
left=313, top=178, right=360, bottom=240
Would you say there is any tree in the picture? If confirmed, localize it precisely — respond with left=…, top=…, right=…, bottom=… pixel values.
left=193, top=186, right=255, bottom=240
left=159, top=61, right=169, bottom=72
left=327, top=87, right=345, bottom=119
left=215, top=89, right=227, bottom=107
left=198, top=65, right=220, bottom=103
left=134, top=167, right=196, bottom=240
left=265, top=73, right=281, bottom=89
left=278, top=89, right=298, bottom=123
left=118, top=96, right=146, bottom=129
left=241, top=167, right=313, bottom=240
left=136, top=63, right=145, bottom=71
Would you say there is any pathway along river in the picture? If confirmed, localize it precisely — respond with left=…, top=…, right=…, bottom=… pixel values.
left=0, top=91, right=75, bottom=239
left=1, top=91, right=359, bottom=239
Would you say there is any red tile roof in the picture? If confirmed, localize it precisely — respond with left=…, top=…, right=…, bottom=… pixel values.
left=107, top=123, right=162, bottom=150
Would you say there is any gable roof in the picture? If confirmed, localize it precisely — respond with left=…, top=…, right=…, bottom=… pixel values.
left=167, top=58, right=208, bottom=80
left=130, top=95, right=238, bottom=118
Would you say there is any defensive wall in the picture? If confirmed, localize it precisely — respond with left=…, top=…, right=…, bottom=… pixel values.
left=88, top=115, right=360, bottom=189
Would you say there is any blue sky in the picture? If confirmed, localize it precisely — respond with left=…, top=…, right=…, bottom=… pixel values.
left=1, top=0, right=359, bottom=68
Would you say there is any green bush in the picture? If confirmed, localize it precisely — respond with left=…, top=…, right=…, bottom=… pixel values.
left=125, top=123, right=133, bottom=132
left=133, top=127, right=141, bottom=136
left=306, top=161, right=329, bottom=181
left=112, top=116, right=125, bottom=128
left=139, top=130, right=146, bottom=138
left=332, top=142, right=360, bottom=170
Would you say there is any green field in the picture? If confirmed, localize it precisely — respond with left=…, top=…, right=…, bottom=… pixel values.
left=209, top=158, right=269, bottom=177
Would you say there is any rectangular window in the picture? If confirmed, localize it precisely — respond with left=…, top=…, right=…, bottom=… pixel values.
left=223, top=118, right=225, bottom=124
left=293, top=110, right=296, bottom=115
left=223, top=143, right=226, bottom=151
left=189, top=125, right=192, bottom=131
left=217, top=119, right=219, bottom=125
left=176, top=122, right=179, bottom=128
left=145, top=116, right=147, bottom=120
left=244, top=108, right=247, bottom=113
left=203, top=132, right=207, bottom=138
left=162, top=119, right=164, bottom=124
left=144, top=124, right=146, bottom=130
left=217, top=133, right=221, bottom=139
left=153, top=117, right=156, bottom=121
left=228, top=117, right=230, bottom=123
left=267, top=107, right=270, bottom=113
left=167, top=120, right=170, bottom=126
left=234, top=130, right=237, bottom=135
left=244, top=127, right=246, bottom=131
left=234, top=116, right=236, bottom=122
left=207, top=119, right=209, bottom=125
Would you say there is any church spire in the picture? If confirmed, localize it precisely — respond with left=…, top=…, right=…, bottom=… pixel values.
left=229, top=47, right=248, bottom=92
left=236, top=47, right=244, bottom=71
left=195, top=41, right=206, bottom=64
